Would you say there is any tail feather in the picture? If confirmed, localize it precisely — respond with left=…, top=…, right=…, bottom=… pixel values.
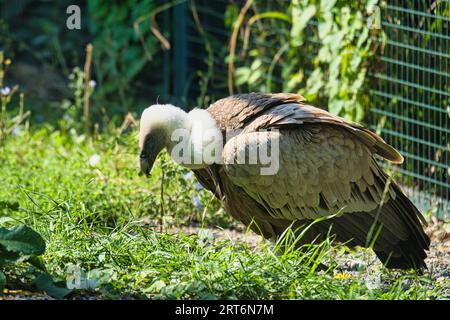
left=293, top=190, right=430, bottom=269
left=372, top=187, right=429, bottom=269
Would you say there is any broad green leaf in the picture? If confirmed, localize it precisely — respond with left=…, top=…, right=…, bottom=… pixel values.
left=354, top=11, right=364, bottom=29
left=327, top=80, right=340, bottom=98
left=305, top=69, right=324, bottom=97
left=329, top=55, right=342, bottom=78
left=33, top=273, right=72, bottom=299
left=286, top=69, right=304, bottom=91
left=329, top=99, right=344, bottom=115
left=249, top=49, right=259, bottom=57
left=318, top=18, right=333, bottom=39
left=352, top=54, right=364, bottom=73
left=366, top=0, right=379, bottom=14
left=357, top=28, right=369, bottom=47
left=125, top=58, right=146, bottom=80
left=27, top=255, right=47, bottom=272
left=248, top=69, right=262, bottom=85
left=320, top=0, right=337, bottom=12
left=324, top=31, right=345, bottom=51
left=350, top=69, right=367, bottom=92
left=354, top=102, right=365, bottom=122
left=340, top=7, right=351, bottom=28
left=318, top=46, right=332, bottom=62
left=291, top=5, right=317, bottom=46
left=0, top=250, right=21, bottom=266
left=0, top=271, right=6, bottom=290
left=250, top=59, right=263, bottom=71
left=146, top=279, right=166, bottom=293
left=372, top=6, right=381, bottom=29
left=225, top=4, right=239, bottom=28
left=235, top=67, right=251, bottom=86
left=0, top=225, right=46, bottom=256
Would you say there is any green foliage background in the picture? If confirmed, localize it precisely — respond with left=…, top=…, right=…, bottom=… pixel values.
left=87, top=0, right=162, bottom=111
left=228, top=0, right=384, bottom=122
left=0, top=0, right=165, bottom=121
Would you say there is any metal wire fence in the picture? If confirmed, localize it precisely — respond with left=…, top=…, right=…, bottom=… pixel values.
left=369, top=0, right=449, bottom=219
left=166, top=0, right=449, bottom=219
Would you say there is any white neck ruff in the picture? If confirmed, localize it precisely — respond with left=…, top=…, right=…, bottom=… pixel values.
left=140, top=104, right=222, bottom=169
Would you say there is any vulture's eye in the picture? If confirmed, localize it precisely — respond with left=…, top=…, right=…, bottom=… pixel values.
left=139, top=153, right=147, bottom=160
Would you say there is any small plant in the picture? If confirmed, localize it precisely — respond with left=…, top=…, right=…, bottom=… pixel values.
left=59, top=67, right=96, bottom=133
left=0, top=224, right=71, bottom=298
left=0, top=52, right=30, bottom=144
left=0, top=225, right=45, bottom=290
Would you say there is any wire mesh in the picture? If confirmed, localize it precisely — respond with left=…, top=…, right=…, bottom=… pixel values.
left=369, top=0, right=449, bottom=219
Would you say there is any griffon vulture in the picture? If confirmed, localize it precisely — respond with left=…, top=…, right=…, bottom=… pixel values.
left=139, top=93, right=430, bottom=269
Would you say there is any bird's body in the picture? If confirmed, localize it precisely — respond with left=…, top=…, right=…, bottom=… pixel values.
left=139, top=93, right=430, bottom=269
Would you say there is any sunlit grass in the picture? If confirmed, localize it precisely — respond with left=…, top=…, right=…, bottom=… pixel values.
left=0, top=127, right=447, bottom=299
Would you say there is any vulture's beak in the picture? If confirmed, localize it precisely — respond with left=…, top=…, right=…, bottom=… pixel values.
left=139, top=152, right=156, bottom=176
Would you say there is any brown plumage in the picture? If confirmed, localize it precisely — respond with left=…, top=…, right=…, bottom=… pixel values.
left=139, top=92, right=430, bottom=269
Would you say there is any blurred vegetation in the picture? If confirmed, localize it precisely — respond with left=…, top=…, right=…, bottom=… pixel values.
left=0, top=0, right=89, bottom=72
left=0, top=0, right=165, bottom=126
left=228, top=0, right=384, bottom=122
left=87, top=0, right=163, bottom=112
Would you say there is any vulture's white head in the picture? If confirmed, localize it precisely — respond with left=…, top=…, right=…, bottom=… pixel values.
left=139, top=104, right=221, bottom=175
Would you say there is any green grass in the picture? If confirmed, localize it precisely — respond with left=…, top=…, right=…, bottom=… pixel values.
left=0, top=126, right=448, bottom=299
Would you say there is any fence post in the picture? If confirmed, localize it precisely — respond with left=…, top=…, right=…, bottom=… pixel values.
left=173, top=1, right=188, bottom=101
left=162, top=0, right=170, bottom=98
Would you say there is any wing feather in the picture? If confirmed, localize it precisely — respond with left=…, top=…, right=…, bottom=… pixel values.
left=222, top=126, right=386, bottom=220
left=212, top=93, right=404, bottom=164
